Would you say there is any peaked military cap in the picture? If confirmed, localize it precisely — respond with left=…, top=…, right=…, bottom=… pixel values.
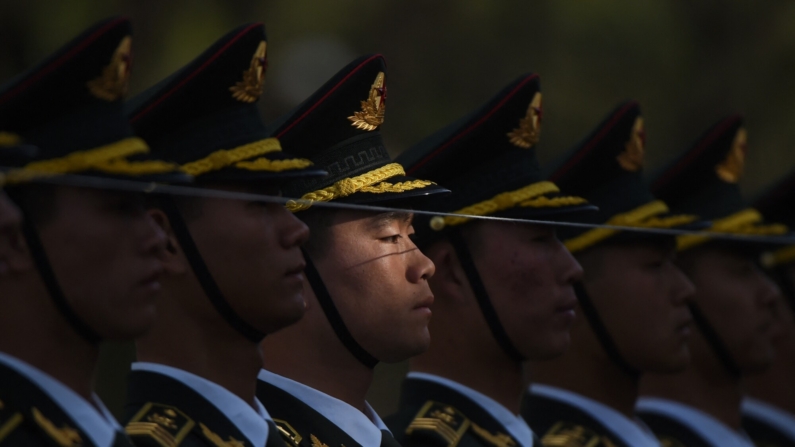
left=0, top=17, right=183, bottom=184
left=651, top=115, right=787, bottom=251
left=127, top=23, right=325, bottom=183
left=548, top=101, right=701, bottom=253
left=269, top=54, right=448, bottom=209
left=397, top=73, right=593, bottom=244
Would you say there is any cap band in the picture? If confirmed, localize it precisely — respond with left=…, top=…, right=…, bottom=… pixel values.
left=565, top=200, right=697, bottom=253
left=286, top=163, right=434, bottom=212
left=677, top=208, right=788, bottom=251
left=430, top=181, right=586, bottom=230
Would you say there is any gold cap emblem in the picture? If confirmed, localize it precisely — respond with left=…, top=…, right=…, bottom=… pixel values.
left=617, top=117, right=645, bottom=172
left=715, top=127, right=747, bottom=183
left=348, top=72, right=386, bottom=131
left=230, top=41, right=267, bottom=103
left=507, top=92, right=542, bottom=148
left=87, top=36, right=132, bottom=101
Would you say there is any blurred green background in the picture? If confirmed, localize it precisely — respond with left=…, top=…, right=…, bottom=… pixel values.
left=3, top=0, right=795, bottom=417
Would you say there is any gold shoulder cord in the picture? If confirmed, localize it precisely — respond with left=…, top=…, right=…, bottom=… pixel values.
left=31, top=408, right=82, bottom=447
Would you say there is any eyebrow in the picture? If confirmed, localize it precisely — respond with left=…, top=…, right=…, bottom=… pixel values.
left=366, top=211, right=413, bottom=231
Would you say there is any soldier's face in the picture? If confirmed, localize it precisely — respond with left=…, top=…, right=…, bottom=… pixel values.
left=36, top=187, right=167, bottom=339
left=467, top=222, right=583, bottom=360
left=678, top=247, right=780, bottom=374
left=0, top=191, right=22, bottom=272
left=310, top=210, right=435, bottom=362
left=577, top=241, right=694, bottom=373
left=178, top=185, right=310, bottom=335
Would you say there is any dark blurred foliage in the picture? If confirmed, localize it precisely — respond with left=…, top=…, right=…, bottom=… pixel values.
left=3, top=0, right=795, bottom=416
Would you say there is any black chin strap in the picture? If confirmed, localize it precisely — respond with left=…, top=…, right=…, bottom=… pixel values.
left=301, top=248, right=379, bottom=368
left=573, top=282, right=640, bottom=378
left=446, top=229, right=525, bottom=363
left=687, top=302, right=741, bottom=377
left=8, top=190, right=101, bottom=344
left=159, top=196, right=265, bottom=343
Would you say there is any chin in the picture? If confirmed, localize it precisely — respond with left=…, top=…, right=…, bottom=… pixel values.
left=525, top=334, right=571, bottom=361
left=377, top=332, right=431, bottom=363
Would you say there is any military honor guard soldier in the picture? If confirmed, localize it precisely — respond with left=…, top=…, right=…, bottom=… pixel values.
left=120, top=24, right=327, bottom=447
left=256, top=54, right=447, bottom=447
left=522, top=102, right=697, bottom=447
left=637, top=116, right=785, bottom=447
left=384, top=74, right=593, bottom=447
left=741, top=172, right=795, bottom=446
left=0, top=17, right=187, bottom=447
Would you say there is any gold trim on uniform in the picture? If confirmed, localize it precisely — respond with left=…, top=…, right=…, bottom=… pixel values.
left=677, top=208, right=787, bottom=251
left=541, top=421, right=616, bottom=447
left=470, top=423, right=516, bottom=447
left=429, top=181, right=587, bottom=231
left=0, top=412, right=23, bottom=443
left=200, top=423, right=246, bottom=447
left=286, top=163, right=434, bottom=212
left=0, top=132, right=21, bottom=148
left=125, top=402, right=195, bottom=447
left=565, top=200, right=697, bottom=253
left=32, top=407, right=82, bottom=447
left=273, top=419, right=303, bottom=447
left=405, top=401, right=471, bottom=447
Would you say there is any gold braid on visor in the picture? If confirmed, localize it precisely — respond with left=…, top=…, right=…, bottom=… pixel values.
left=181, top=137, right=312, bottom=176
left=677, top=208, right=788, bottom=251
left=760, top=244, right=795, bottom=269
left=564, top=200, right=697, bottom=253
left=4, top=137, right=176, bottom=184
left=0, top=132, right=22, bottom=147
left=429, top=181, right=587, bottom=231
left=286, top=163, right=435, bottom=212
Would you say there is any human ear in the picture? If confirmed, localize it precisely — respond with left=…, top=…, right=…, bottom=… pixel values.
left=148, top=208, right=189, bottom=275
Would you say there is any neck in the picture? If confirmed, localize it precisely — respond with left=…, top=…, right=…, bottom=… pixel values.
left=136, top=286, right=262, bottom=409
left=640, top=346, right=743, bottom=430
left=261, top=311, right=374, bottom=412
left=743, top=330, right=795, bottom=415
left=529, top=345, right=639, bottom=418
left=0, top=283, right=100, bottom=402
left=410, top=334, right=523, bottom=414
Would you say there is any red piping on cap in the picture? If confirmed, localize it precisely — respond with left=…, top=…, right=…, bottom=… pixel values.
left=274, top=54, right=384, bottom=139
left=406, top=74, right=539, bottom=176
left=548, top=101, right=638, bottom=183
left=0, top=17, right=128, bottom=104
left=130, top=23, right=262, bottom=123
left=651, top=114, right=742, bottom=193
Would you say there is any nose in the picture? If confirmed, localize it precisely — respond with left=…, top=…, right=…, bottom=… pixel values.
left=407, top=240, right=435, bottom=283
left=670, top=265, right=696, bottom=306
left=141, top=209, right=168, bottom=256
left=0, top=193, right=22, bottom=233
left=555, top=239, right=583, bottom=284
left=279, top=207, right=310, bottom=248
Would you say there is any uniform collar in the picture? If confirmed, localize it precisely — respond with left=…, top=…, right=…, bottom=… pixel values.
left=531, top=384, right=660, bottom=447
left=409, top=372, right=535, bottom=447
left=131, top=362, right=270, bottom=447
left=637, top=397, right=755, bottom=447
left=258, top=368, right=389, bottom=447
left=0, top=351, right=121, bottom=447
left=742, top=397, right=795, bottom=442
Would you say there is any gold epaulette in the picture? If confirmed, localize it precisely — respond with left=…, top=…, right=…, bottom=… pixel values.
left=405, top=401, right=471, bottom=447
left=126, top=403, right=195, bottom=447
left=273, top=419, right=303, bottom=447
left=0, top=399, right=23, bottom=444
left=540, top=422, right=617, bottom=447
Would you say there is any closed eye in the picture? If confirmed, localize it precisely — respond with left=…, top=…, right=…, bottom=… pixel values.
left=381, top=235, right=401, bottom=244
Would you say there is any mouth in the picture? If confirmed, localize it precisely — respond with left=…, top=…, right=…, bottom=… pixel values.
left=139, top=267, right=164, bottom=291
left=555, top=297, right=577, bottom=314
left=285, top=263, right=306, bottom=278
left=413, top=295, right=434, bottom=310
